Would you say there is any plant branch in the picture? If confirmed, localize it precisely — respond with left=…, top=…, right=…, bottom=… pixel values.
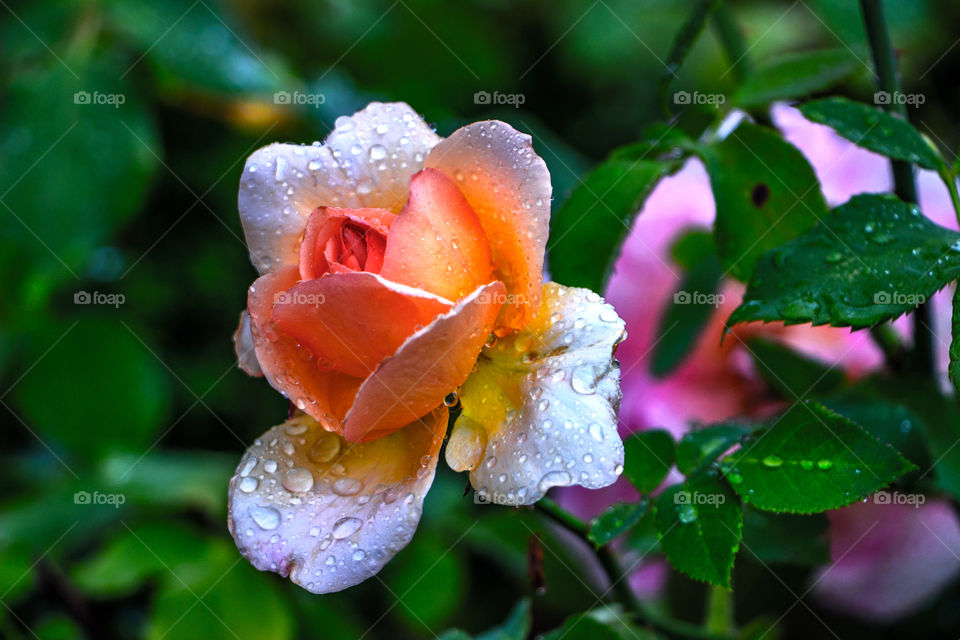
left=535, top=498, right=731, bottom=640
left=859, top=0, right=934, bottom=376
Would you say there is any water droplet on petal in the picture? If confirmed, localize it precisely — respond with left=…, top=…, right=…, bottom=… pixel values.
left=250, top=506, right=280, bottom=530
left=282, top=467, right=314, bottom=492
left=332, top=517, right=362, bottom=539
left=332, top=477, right=363, bottom=496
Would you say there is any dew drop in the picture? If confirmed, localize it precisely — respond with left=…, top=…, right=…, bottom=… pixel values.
left=677, top=504, right=697, bottom=524
left=762, top=455, right=783, bottom=468
left=250, top=506, right=280, bottom=530
left=282, top=467, right=315, bottom=492
left=332, top=477, right=363, bottom=496
left=332, top=517, right=363, bottom=539
left=817, top=459, right=833, bottom=470
left=239, top=477, right=258, bottom=493
left=309, top=434, right=341, bottom=463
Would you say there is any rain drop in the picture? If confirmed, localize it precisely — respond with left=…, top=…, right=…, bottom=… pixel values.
left=332, top=517, right=363, bottom=539
left=282, top=467, right=315, bottom=493
left=250, top=506, right=280, bottom=531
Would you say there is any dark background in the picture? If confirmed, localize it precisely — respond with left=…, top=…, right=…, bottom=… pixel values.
left=2, top=0, right=960, bottom=638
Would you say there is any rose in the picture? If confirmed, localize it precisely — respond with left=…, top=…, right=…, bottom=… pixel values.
left=228, top=102, right=627, bottom=594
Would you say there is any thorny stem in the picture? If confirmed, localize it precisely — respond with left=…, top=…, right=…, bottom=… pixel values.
left=860, top=0, right=935, bottom=376
left=535, top=498, right=731, bottom=639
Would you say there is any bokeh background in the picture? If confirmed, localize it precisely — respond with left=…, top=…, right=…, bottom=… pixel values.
left=3, top=0, right=960, bottom=638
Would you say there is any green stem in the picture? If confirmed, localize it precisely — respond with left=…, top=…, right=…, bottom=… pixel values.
left=705, top=584, right=734, bottom=635
left=938, top=165, right=960, bottom=226
left=859, top=0, right=934, bottom=376
left=535, top=498, right=731, bottom=640
left=711, top=1, right=751, bottom=83
left=869, top=323, right=908, bottom=369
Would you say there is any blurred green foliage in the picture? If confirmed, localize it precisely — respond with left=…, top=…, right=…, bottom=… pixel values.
left=3, top=0, right=960, bottom=638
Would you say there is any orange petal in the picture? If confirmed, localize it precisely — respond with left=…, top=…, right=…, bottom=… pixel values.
left=298, top=207, right=395, bottom=280
left=343, top=281, right=505, bottom=442
left=247, top=266, right=363, bottom=432
left=228, top=406, right=447, bottom=594
left=426, top=121, right=551, bottom=333
left=273, top=272, right=453, bottom=379
left=380, top=169, right=493, bottom=301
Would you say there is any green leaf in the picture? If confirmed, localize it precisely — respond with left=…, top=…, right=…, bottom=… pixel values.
left=868, top=377, right=960, bottom=501
left=734, top=49, right=861, bottom=108
left=676, top=423, right=752, bottom=475
left=746, top=337, right=845, bottom=399
left=541, top=614, right=631, bottom=640
left=721, top=401, right=916, bottom=513
left=652, top=241, right=723, bottom=377
left=548, top=158, right=674, bottom=292
left=819, top=386, right=931, bottom=473
left=72, top=522, right=205, bottom=596
left=105, top=0, right=294, bottom=95
left=147, top=540, right=293, bottom=640
left=623, top=430, right=675, bottom=493
left=654, top=474, right=741, bottom=587
left=588, top=501, right=648, bottom=548
left=99, top=451, right=234, bottom=516
left=799, top=97, right=942, bottom=170
left=0, top=53, right=159, bottom=312
left=442, top=599, right=531, bottom=640
left=729, top=194, right=960, bottom=328
left=700, top=122, right=827, bottom=281
left=383, top=532, right=466, bottom=630
left=15, top=318, right=171, bottom=458
left=741, top=508, right=829, bottom=565
left=476, top=599, right=532, bottom=640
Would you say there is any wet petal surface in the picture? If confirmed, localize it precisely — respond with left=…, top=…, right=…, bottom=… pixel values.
left=228, top=407, right=447, bottom=594
left=449, top=282, right=627, bottom=505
